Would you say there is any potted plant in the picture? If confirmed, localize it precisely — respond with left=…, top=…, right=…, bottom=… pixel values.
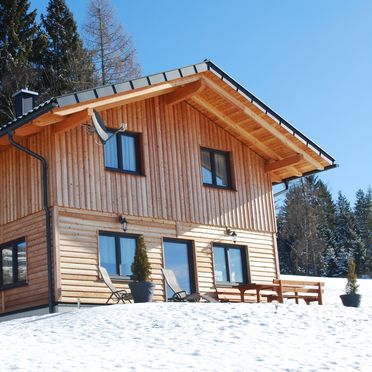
left=340, top=258, right=362, bottom=308
left=129, top=235, right=156, bottom=303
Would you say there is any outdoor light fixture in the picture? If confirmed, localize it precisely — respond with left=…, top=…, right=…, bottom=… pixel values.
left=119, top=215, right=128, bottom=232
left=226, top=227, right=237, bottom=244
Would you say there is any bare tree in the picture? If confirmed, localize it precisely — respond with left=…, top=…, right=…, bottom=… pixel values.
left=84, top=0, right=141, bottom=85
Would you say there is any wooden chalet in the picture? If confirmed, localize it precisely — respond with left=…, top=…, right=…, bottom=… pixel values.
left=0, top=60, right=336, bottom=317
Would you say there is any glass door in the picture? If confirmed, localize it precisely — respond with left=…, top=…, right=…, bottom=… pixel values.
left=163, top=239, right=195, bottom=298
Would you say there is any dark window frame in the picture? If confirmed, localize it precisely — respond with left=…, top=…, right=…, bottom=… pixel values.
left=163, top=238, right=197, bottom=295
left=200, top=147, right=233, bottom=189
left=212, top=243, right=248, bottom=285
left=104, top=130, right=143, bottom=175
left=98, top=231, right=139, bottom=280
left=0, top=237, right=27, bottom=290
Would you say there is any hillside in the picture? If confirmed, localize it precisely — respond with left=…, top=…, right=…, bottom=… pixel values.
left=0, top=277, right=371, bottom=371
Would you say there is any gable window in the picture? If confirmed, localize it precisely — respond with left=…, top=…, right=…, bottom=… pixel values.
left=201, top=147, right=232, bottom=188
left=0, top=239, right=27, bottom=289
left=213, top=244, right=247, bottom=284
left=104, top=131, right=142, bottom=174
left=99, top=232, right=137, bottom=279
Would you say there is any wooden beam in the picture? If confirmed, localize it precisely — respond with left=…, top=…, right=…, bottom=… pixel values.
left=202, top=76, right=324, bottom=170
left=14, top=124, right=42, bottom=137
left=191, top=95, right=280, bottom=160
left=265, top=154, right=304, bottom=173
left=53, top=76, right=201, bottom=116
left=32, top=113, right=64, bottom=127
left=53, top=108, right=93, bottom=135
left=165, top=79, right=204, bottom=106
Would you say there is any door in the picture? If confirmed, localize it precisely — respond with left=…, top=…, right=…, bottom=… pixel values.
left=163, top=239, right=195, bottom=297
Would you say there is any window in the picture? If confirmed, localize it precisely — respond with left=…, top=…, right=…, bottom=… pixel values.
left=163, top=239, right=195, bottom=296
left=201, top=147, right=232, bottom=188
left=213, top=244, right=247, bottom=284
left=0, top=239, right=27, bottom=289
left=99, top=232, right=137, bottom=278
left=104, top=131, right=142, bottom=174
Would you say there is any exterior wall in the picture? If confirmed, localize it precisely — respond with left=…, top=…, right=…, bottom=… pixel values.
left=56, top=208, right=277, bottom=304
left=0, top=211, right=48, bottom=314
left=0, top=129, right=55, bottom=225
left=54, top=97, right=276, bottom=233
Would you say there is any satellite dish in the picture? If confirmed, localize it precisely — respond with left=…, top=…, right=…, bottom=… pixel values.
left=90, top=109, right=127, bottom=145
left=92, top=110, right=110, bottom=144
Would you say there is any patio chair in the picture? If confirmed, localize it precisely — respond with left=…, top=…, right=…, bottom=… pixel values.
left=161, top=268, right=218, bottom=302
left=99, top=266, right=133, bottom=304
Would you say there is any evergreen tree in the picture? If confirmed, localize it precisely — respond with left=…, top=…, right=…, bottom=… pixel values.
left=333, top=192, right=364, bottom=276
left=277, top=176, right=335, bottom=276
left=354, top=188, right=372, bottom=275
left=131, top=236, right=151, bottom=282
left=84, top=0, right=141, bottom=85
left=38, top=0, right=95, bottom=98
left=0, top=0, right=43, bottom=123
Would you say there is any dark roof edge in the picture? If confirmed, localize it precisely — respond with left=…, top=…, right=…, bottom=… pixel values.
left=0, top=99, right=58, bottom=137
left=273, top=163, right=339, bottom=186
left=205, top=61, right=336, bottom=165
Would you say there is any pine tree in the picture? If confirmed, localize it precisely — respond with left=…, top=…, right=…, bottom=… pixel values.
left=0, top=0, right=43, bottom=123
left=354, top=188, right=372, bottom=275
left=334, top=192, right=364, bottom=276
left=277, top=176, right=335, bottom=276
left=84, top=0, right=141, bottom=85
left=131, top=235, right=151, bottom=282
left=38, top=0, right=95, bottom=98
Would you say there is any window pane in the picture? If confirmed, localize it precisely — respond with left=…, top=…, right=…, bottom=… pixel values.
left=201, top=150, right=213, bottom=184
left=229, top=248, right=244, bottom=283
left=17, top=242, right=27, bottom=282
left=164, top=240, right=193, bottom=295
left=121, top=135, right=137, bottom=172
left=213, top=247, right=227, bottom=282
left=2, top=248, right=13, bottom=285
left=104, top=134, right=118, bottom=168
left=214, top=152, right=229, bottom=187
left=99, top=236, right=117, bottom=275
left=119, top=237, right=136, bottom=277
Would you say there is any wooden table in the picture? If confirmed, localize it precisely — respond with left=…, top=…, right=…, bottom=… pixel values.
left=232, top=283, right=281, bottom=303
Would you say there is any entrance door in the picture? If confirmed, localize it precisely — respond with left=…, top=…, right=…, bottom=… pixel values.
left=163, top=239, right=195, bottom=297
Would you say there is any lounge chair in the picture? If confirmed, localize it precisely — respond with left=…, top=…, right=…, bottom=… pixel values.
left=99, top=266, right=133, bottom=304
left=161, top=268, right=218, bottom=302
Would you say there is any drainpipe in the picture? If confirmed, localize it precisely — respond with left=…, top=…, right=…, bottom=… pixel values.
left=273, top=181, right=289, bottom=198
left=7, top=131, right=54, bottom=314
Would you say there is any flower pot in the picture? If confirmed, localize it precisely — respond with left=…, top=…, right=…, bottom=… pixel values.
left=129, top=281, right=156, bottom=303
left=340, top=294, right=362, bottom=308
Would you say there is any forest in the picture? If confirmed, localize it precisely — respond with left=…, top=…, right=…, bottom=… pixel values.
left=277, top=177, right=372, bottom=277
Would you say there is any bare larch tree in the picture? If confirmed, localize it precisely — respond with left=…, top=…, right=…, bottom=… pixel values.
left=84, top=0, right=141, bottom=85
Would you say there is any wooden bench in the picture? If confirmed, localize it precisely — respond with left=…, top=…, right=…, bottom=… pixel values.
left=215, top=288, right=257, bottom=303
left=264, top=279, right=324, bottom=305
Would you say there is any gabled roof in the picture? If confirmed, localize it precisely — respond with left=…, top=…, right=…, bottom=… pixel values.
left=0, top=60, right=336, bottom=183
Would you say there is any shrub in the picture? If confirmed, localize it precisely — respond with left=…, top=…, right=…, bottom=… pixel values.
left=345, top=258, right=359, bottom=294
left=131, top=235, right=151, bottom=282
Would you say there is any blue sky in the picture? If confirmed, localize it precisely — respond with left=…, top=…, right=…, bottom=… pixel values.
left=31, top=0, right=372, bottom=203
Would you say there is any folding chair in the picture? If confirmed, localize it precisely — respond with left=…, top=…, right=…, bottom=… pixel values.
left=161, top=268, right=218, bottom=302
left=99, top=266, right=133, bottom=304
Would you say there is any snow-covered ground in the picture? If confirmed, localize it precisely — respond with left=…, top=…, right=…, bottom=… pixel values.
left=0, top=276, right=371, bottom=371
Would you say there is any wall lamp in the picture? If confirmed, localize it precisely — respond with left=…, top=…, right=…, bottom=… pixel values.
left=119, top=215, right=128, bottom=232
left=226, top=227, right=237, bottom=244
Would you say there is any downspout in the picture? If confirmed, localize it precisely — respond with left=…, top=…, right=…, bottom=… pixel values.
left=7, top=130, right=54, bottom=314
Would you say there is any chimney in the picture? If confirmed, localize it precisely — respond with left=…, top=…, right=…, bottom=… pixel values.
left=12, top=88, right=39, bottom=117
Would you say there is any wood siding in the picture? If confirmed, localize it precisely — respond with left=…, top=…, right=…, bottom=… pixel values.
left=0, top=129, right=55, bottom=225
left=54, top=97, right=276, bottom=233
left=0, top=211, right=48, bottom=314
left=57, top=208, right=277, bottom=304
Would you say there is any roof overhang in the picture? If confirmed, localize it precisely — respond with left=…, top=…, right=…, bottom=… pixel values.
left=0, top=60, right=337, bottom=183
